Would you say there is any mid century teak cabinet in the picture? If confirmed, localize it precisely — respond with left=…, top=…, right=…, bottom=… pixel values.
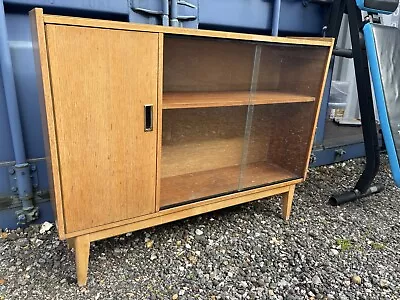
left=30, top=8, right=334, bottom=286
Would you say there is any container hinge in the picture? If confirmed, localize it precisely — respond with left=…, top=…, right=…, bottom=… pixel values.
left=131, top=0, right=164, bottom=16
left=176, top=0, right=197, bottom=21
left=130, top=0, right=169, bottom=26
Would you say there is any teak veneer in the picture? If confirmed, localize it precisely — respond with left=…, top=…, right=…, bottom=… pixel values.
left=30, top=8, right=334, bottom=286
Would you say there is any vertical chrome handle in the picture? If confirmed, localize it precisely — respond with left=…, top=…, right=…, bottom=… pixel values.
left=144, top=104, right=153, bottom=132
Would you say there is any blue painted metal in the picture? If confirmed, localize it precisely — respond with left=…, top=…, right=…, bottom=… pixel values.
left=0, top=200, right=52, bottom=229
left=129, top=0, right=169, bottom=26
left=198, top=0, right=327, bottom=35
left=198, top=0, right=274, bottom=32
left=3, top=0, right=129, bottom=17
left=272, top=0, right=281, bottom=36
left=0, top=0, right=26, bottom=165
left=311, top=143, right=367, bottom=167
left=1, top=0, right=37, bottom=223
left=162, top=0, right=169, bottom=26
left=176, top=0, right=198, bottom=28
left=170, top=0, right=178, bottom=26
left=315, top=61, right=334, bottom=145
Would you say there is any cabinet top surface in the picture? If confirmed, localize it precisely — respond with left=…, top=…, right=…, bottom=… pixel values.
left=33, top=8, right=334, bottom=47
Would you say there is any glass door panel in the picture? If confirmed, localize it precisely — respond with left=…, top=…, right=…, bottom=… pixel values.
left=239, top=43, right=331, bottom=190
left=160, top=35, right=257, bottom=208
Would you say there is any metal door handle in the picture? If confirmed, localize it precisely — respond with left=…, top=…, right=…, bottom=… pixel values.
left=144, top=104, right=153, bottom=132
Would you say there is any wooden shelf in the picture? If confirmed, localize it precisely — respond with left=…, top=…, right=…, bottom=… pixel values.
left=163, top=91, right=315, bottom=109
left=160, top=162, right=298, bottom=208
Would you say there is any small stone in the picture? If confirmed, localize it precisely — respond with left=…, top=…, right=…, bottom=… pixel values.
left=150, top=253, right=157, bottom=261
left=344, top=280, right=351, bottom=287
left=39, top=222, right=53, bottom=234
left=178, top=290, right=185, bottom=296
left=7, top=233, right=18, bottom=241
left=330, top=249, right=339, bottom=256
left=312, top=275, right=322, bottom=285
left=240, top=281, right=248, bottom=288
left=15, top=238, right=29, bottom=247
left=146, top=240, right=154, bottom=248
left=0, top=279, right=5, bottom=285
left=352, top=275, right=362, bottom=285
left=195, top=229, right=204, bottom=236
left=379, top=279, right=389, bottom=288
left=268, top=290, right=274, bottom=296
left=188, top=255, right=197, bottom=264
left=338, top=293, right=349, bottom=300
left=176, top=241, right=182, bottom=247
left=278, top=279, right=289, bottom=287
left=172, top=294, right=178, bottom=300
left=257, top=278, right=265, bottom=287
left=364, top=281, right=372, bottom=288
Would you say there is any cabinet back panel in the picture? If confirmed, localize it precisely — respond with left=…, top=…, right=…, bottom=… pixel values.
left=276, top=46, right=329, bottom=96
left=266, top=102, right=315, bottom=176
left=161, top=106, right=277, bottom=178
left=163, top=36, right=256, bottom=92
left=45, top=25, right=158, bottom=233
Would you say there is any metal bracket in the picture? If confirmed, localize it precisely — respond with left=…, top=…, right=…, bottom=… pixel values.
left=8, top=163, right=39, bottom=195
left=130, top=0, right=169, bottom=26
left=170, top=0, right=198, bottom=27
left=8, top=163, right=39, bottom=225
left=310, top=153, right=317, bottom=164
left=176, top=0, right=197, bottom=21
left=334, top=148, right=347, bottom=160
left=15, top=206, right=39, bottom=225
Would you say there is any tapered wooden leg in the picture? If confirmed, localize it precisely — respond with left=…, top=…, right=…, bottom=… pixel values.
left=74, top=234, right=90, bottom=286
left=282, top=185, right=295, bottom=221
left=66, top=238, right=75, bottom=249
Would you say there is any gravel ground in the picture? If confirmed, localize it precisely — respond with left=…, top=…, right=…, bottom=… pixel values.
left=1, top=155, right=400, bottom=300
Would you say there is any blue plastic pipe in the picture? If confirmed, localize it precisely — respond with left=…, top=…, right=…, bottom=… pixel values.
left=0, top=0, right=26, bottom=164
left=272, top=0, right=281, bottom=36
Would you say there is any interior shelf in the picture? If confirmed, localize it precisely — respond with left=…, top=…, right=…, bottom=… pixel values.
left=160, top=162, right=298, bottom=208
left=163, top=91, right=315, bottom=109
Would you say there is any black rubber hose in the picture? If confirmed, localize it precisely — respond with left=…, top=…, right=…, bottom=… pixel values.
left=329, top=184, right=384, bottom=206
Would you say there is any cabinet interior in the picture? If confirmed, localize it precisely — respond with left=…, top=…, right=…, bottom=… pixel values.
left=160, top=34, right=329, bottom=208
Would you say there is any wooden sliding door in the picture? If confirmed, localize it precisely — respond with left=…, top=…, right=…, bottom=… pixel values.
left=45, top=25, right=159, bottom=233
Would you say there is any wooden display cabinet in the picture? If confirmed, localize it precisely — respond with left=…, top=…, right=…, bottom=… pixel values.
left=30, top=8, right=333, bottom=286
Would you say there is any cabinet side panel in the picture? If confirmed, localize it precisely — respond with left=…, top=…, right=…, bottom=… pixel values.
left=302, top=44, right=334, bottom=177
left=45, top=25, right=158, bottom=233
left=29, top=9, right=66, bottom=238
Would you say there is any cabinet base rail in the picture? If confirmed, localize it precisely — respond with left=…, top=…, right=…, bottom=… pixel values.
left=66, top=183, right=296, bottom=286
